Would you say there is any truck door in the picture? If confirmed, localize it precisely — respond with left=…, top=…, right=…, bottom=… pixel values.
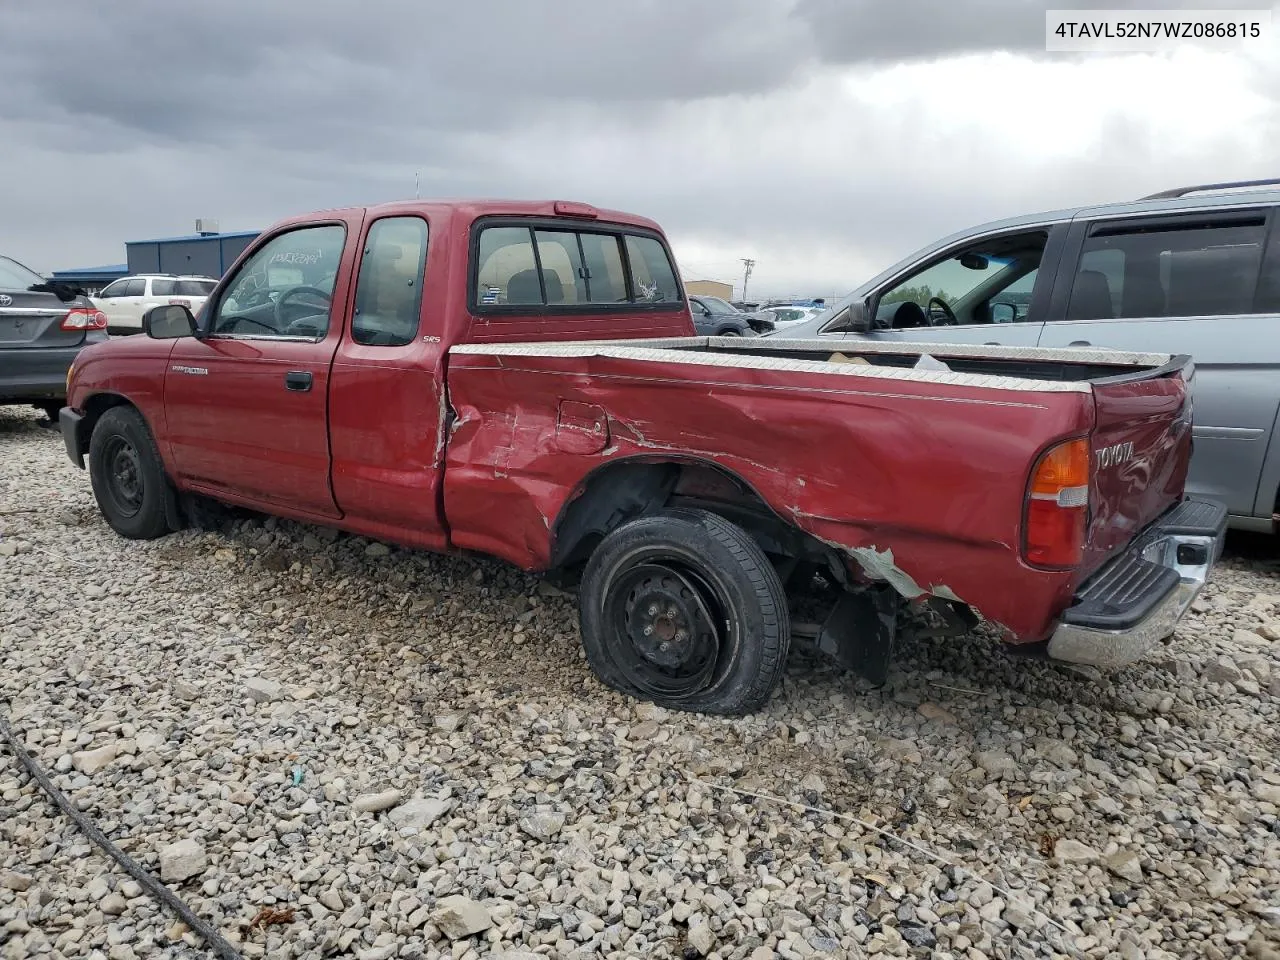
left=164, top=218, right=361, bottom=518
left=327, top=214, right=449, bottom=551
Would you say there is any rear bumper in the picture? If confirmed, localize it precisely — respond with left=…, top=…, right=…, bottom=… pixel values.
left=1046, top=497, right=1227, bottom=669
left=60, top=406, right=87, bottom=469
left=0, top=345, right=81, bottom=400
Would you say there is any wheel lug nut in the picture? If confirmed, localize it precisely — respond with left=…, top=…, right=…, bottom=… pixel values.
left=647, top=604, right=659, bottom=616
left=659, top=642, right=669, bottom=651
left=642, top=625, right=653, bottom=636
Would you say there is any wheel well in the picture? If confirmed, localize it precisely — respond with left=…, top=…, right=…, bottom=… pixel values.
left=77, top=394, right=135, bottom=454
left=550, top=458, right=847, bottom=582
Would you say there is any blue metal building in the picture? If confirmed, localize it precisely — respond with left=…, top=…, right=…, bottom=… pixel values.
left=125, top=230, right=260, bottom=279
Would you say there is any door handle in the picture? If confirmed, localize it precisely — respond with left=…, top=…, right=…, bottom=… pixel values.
left=1068, top=340, right=1091, bottom=346
left=284, top=371, right=312, bottom=392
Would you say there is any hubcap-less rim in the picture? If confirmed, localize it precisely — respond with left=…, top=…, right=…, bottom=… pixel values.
left=603, top=556, right=734, bottom=699
left=102, top=436, right=144, bottom=518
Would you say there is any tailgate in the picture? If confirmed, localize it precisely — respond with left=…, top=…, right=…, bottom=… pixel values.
left=1081, top=357, right=1194, bottom=576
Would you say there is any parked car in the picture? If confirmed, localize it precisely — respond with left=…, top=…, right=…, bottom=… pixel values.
left=0, top=254, right=108, bottom=420
left=688, top=295, right=773, bottom=335
left=94, top=274, right=218, bottom=334
left=761, top=305, right=824, bottom=329
left=781, top=177, right=1280, bottom=533
left=60, top=198, right=1222, bottom=716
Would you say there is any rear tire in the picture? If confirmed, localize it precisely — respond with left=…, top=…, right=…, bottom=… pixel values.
left=717, top=328, right=742, bottom=337
left=88, top=406, right=174, bottom=540
left=579, top=508, right=790, bottom=716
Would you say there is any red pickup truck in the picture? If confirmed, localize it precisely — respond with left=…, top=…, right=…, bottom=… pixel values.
left=60, top=199, right=1226, bottom=715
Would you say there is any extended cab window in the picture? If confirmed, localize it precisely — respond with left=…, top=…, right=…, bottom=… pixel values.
left=874, top=231, right=1047, bottom=328
left=352, top=217, right=429, bottom=346
left=472, top=223, right=679, bottom=309
left=1066, top=217, right=1266, bottom=320
left=625, top=235, right=681, bottom=303
left=211, top=225, right=346, bottom=339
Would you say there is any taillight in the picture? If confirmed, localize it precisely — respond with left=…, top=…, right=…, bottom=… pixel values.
left=61, top=308, right=108, bottom=331
left=1024, top=437, right=1089, bottom=569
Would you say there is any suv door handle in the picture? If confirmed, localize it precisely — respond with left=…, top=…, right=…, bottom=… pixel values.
left=1068, top=340, right=1091, bottom=346
left=284, top=371, right=312, bottom=392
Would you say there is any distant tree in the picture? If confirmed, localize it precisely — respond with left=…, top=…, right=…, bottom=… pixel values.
left=882, top=284, right=952, bottom=306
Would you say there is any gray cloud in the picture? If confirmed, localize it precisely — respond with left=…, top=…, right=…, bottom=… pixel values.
left=1, top=0, right=1277, bottom=297
left=794, top=0, right=1261, bottom=64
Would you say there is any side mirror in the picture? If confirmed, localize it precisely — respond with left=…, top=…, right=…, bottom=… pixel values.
left=144, top=303, right=197, bottom=339
left=824, top=300, right=871, bottom=334
left=990, top=301, right=1017, bottom=324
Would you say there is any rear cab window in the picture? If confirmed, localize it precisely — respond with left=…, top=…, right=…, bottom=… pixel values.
left=469, top=218, right=684, bottom=315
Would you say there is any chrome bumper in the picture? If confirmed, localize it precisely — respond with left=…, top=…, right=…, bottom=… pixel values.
left=1046, top=498, right=1227, bottom=670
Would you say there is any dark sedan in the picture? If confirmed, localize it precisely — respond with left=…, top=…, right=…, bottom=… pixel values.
left=688, top=295, right=775, bottom=336
left=1, top=255, right=108, bottom=420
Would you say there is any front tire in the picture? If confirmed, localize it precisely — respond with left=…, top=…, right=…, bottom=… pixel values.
left=579, top=508, right=790, bottom=716
left=88, top=406, right=174, bottom=540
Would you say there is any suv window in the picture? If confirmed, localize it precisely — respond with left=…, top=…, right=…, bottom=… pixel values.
left=1067, top=217, right=1267, bottom=321
left=175, top=279, right=217, bottom=296
left=473, top=224, right=679, bottom=309
left=150, top=278, right=175, bottom=297
left=98, top=279, right=128, bottom=298
left=351, top=216, right=429, bottom=347
left=212, top=224, right=346, bottom=338
left=874, top=231, right=1048, bottom=328
left=123, top=278, right=147, bottom=297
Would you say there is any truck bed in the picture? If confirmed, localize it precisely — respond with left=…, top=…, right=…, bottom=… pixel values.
left=445, top=335, right=1194, bottom=645
left=458, top=335, right=1184, bottom=387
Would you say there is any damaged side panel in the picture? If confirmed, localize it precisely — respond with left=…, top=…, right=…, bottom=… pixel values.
left=443, top=349, right=1095, bottom=643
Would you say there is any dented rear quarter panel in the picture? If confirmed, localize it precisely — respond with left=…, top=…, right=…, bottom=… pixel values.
left=442, top=347, right=1103, bottom=642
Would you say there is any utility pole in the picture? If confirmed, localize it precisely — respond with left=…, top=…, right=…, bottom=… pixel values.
left=415, top=171, right=420, bottom=199
left=740, top=258, right=756, bottom=301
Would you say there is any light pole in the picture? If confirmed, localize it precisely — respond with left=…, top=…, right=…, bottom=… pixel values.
left=740, top=258, right=756, bottom=302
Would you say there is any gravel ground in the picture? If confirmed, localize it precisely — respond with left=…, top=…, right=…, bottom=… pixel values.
left=2, top=405, right=1280, bottom=960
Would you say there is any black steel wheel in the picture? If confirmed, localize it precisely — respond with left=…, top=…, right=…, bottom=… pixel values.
left=580, top=508, right=789, bottom=715
left=88, top=406, right=175, bottom=540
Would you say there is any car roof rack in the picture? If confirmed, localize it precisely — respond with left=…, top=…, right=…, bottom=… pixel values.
left=1140, top=178, right=1280, bottom=201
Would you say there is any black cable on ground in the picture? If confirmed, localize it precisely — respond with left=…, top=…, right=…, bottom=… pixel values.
left=0, top=701, right=243, bottom=960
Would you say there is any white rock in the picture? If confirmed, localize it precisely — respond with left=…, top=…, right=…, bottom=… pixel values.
left=244, top=677, right=282, bottom=703
left=518, top=811, right=566, bottom=840
left=1105, top=850, right=1144, bottom=883
left=687, top=923, right=716, bottom=956
left=1054, top=839, right=1100, bottom=863
left=159, top=838, right=206, bottom=883
left=351, top=790, right=401, bottom=814
left=432, top=894, right=491, bottom=939
left=387, top=797, right=452, bottom=829
left=71, top=743, right=117, bottom=775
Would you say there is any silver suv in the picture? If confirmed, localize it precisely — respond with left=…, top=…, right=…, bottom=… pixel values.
left=780, top=178, right=1280, bottom=533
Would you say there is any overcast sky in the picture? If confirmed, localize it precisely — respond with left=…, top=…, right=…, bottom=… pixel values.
left=2, top=0, right=1278, bottom=299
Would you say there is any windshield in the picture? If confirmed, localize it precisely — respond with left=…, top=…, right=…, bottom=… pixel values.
left=0, top=256, right=46, bottom=291
left=701, top=296, right=738, bottom=314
